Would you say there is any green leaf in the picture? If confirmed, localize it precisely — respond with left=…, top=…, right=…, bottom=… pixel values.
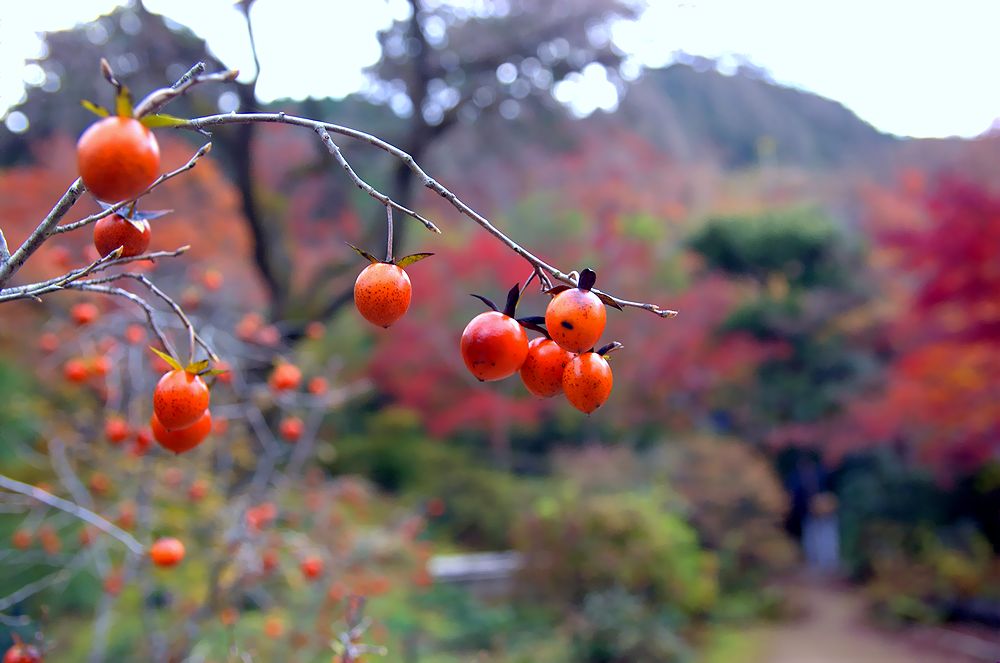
left=114, top=86, right=134, bottom=118
left=185, top=359, right=211, bottom=374
left=149, top=346, right=183, bottom=371
left=81, top=100, right=110, bottom=118
left=346, top=243, right=379, bottom=264
left=202, top=368, right=230, bottom=377
left=115, top=85, right=134, bottom=118
left=395, top=252, right=434, bottom=268
left=140, top=113, right=188, bottom=128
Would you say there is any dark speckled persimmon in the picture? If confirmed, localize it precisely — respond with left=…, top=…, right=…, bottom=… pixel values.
left=460, top=311, right=528, bottom=381
left=520, top=337, right=574, bottom=398
left=153, top=369, right=209, bottom=430
left=545, top=288, right=606, bottom=353
left=562, top=352, right=613, bottom=413
left=354, top=262, right=412, bottom=328
left=151, top=410, right=212, bottom=454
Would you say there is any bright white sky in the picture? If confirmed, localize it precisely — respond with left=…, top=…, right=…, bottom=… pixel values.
left=0, top=0, right=997, bottom=138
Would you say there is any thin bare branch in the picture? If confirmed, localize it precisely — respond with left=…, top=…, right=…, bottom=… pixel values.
left=313, top=126, right=440, bottom=234
left=0, top=227, right=9, bottom=266
left=68, top=282, right=176, bottom=357
left=134, top=69, right=238, bottom=118
left=186, top=113, right=676, bottom=317
left=53, top=143, right=212, bottom=235
left=0, top=612, right=30, bottom=627
left=71, top=275, right=216, bottom=361
left=385, top=206, right=394, bottom=262
left=236, top=1, right=262, bottom=87
left=0, top=474, right=144, bottom=556
left=0, top=246, right=122, bottom=301
left=0, top=551, right=91, bottom=612
left=172, top=62, right=205, bottom=89
left=121, top=273, right=216, bottom=362
left=0, top=179, right=86, bottom=288
left=49, top=437, right=111, bottom=576
left=0, top=247, right=191, bottom=302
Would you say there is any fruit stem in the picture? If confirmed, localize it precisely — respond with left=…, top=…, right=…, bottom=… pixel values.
left=385, top=205, right=394, bottom=263
left=578, top=268, right=597, bottom=292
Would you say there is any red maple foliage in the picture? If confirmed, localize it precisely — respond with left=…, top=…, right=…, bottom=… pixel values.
left=835, top=178, right=1000, bottom=476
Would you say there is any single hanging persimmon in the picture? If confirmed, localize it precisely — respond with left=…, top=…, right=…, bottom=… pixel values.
left=307, top=376, right=328, bottom=395
left=11, top=529, right=32, bottom=550
left=545, top=268, right=608, bottom=353
left=562, top=343, right=620, bottom=414
left=269, top=362, right=302, bottom=392
left=151, top=350, right=210, bottom=431
left=104, top=415, right=130, bottom=444
left=93, top=213, right=150, bottom=258
left=77, top=116, right=160, bottom=203
left=279, top=416, right=303, bottom=443
left=63, top=358, right=89, bottom=383
left=349, top=243, right=432, bottom=328
left=153, top=370, right=209, bottom=430
left=71, top=302, right=100, bottom=326
left=300, top=555, right=324, bottom=580
left=149, top=536, right=185, bottom=567
left=461, top=284, right=530, bottom=381
left=520, top=336, right=574, bottom=398
left=151, top=410, right=212, bottom=454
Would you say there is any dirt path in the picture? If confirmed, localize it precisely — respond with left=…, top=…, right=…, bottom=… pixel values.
left=753, top=581, right=990, bottom=663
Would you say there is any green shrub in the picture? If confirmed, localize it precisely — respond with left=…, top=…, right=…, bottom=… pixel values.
left=419, top=465, right=527, bottom=550
left=835, top=452, right=949, bottom=577
left=332, top=406, right=453, bottom=492
left=687, top=207, right=853, bottom=289
left=513, top=489, right=717, bottom=615
left=552, top=438, right=795, bottom=597
left=652, top=436, right=796, bottom=592
left=571, top=588, right=695, bottom=663
left=333, top=406, right=534, bottom=549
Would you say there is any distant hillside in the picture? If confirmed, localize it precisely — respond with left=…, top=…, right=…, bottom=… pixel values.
left=615, top=62, right=897, bottom=168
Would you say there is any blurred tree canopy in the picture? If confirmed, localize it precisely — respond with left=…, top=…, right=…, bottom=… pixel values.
left=688, top=208, right=856, bottom=289
left=688, top=207, right=872, bottom=439
left=4, top=0, right=638, bottom=329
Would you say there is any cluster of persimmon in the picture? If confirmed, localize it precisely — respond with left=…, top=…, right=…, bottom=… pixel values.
left=76, top=88, right=168, bottom=258
left=73, top=97, right=217, bottom=452
left=351, top=249, right=619, bottom=412
left=460, top=269, right=618, bottom=413
left=150, top=350, right=213, bottom=454
left=9, top=526, right=62, bottom=556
